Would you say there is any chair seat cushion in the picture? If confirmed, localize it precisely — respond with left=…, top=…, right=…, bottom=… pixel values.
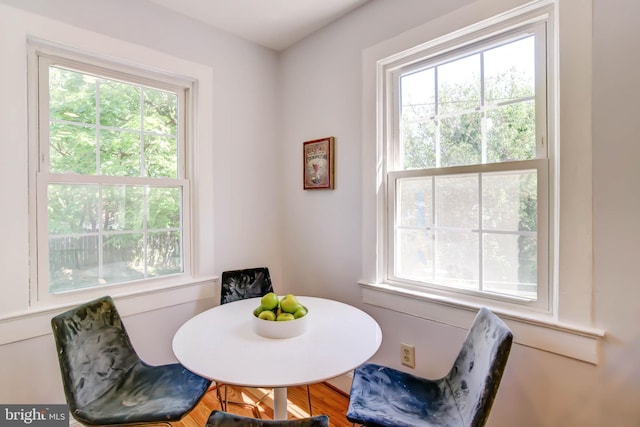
left=346, top=363, right=462, bottom=427
left=75, top=362, right=211, bottom=425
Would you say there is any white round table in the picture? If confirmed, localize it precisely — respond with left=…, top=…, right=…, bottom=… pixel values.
left=172, top=296, right=382, bottom=420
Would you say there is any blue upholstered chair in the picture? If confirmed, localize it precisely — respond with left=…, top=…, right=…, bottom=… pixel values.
left=51, top=295, right=211, bottom=426
left=347, top=307, right=513, bottom=427
left=206, top=410, right=329, bottom=427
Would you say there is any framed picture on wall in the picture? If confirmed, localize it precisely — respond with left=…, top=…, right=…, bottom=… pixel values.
left=303, top=137, right=335, bottom=190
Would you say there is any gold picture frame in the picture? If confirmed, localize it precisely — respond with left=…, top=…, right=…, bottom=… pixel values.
left=303, top=137, right=335, bottom=190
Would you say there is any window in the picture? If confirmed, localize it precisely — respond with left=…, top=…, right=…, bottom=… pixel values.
left=362, top=0, right=603, bottom=364
left=33, top=47, right=192, bottom=300
left=382, top=10, right=551, bottom=313
left=387, top=26, right=549, bottom=309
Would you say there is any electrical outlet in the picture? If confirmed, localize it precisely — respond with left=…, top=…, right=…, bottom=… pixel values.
left=401, top=343, right=415, bottom=368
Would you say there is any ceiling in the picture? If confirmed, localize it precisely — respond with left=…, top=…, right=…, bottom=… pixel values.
left=145, top=0, right=370, bottom=51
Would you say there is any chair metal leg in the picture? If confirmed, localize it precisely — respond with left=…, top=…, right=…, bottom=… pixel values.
left=215, top=382, right=262, bottom=418
left=224, top=384, right=228, bottom=411
left=253, top=389, right=271, bottom=406
left=306, top=385, right=312, bottom=415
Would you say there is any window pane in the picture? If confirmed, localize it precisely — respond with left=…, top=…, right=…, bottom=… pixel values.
left=401, top=120, right=436, bottom=170
left=103, top=233, right=145, bottom=283
left=147, top=187, right=181, bottom=229
left=102, top=185, right=144, bottom=231
left=483, top=233, right=537, bottom=298
left=49, top=67, right=96, bottom=124
left=48, top=184, right=99, bottom=233
left=401, top=69, right=435, bottom=121
left=396, top=228, right=432, bottom=281
left=49, top=235, right=99, bottom=292
left=435, top=174, right=479, bottom=228
left=400, top=69, right=436, bottom=170
left=485, top=36, right=535, bottom=104
left=398, top=178, right=432, bottom=228
left=440, top=112, right=482, bottom=167
left=486, top=101, right=536, bottom=162
left=143, top=88, right=178, bottom=135
left=147, top=231, right=182, bottom=276
left=438, top=54, right=480, bottom=114
left=482, top=170, right=537, bottom=232
left=99, top=79, right=141, bottom=129
left=434, top=229, right=479, bottom=289
left=144, top=135, right=178, bottom=178
left=100, top=129, right=141, bottom=176
left=49, top=124, right=97, bottom=174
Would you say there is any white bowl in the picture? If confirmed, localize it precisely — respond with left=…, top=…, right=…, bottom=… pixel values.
left=252, top=309, right=309, bottom=339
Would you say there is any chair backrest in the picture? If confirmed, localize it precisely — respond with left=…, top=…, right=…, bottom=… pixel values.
left=445, top=307, right=513, bottom=427
left=220, top=267, right=273, bottom=304
left=51, top=296, right=139, bottom=412
left=206, top=410, right=329, bottom=427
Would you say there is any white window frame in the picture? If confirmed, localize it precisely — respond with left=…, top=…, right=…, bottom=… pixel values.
left=385, top=19, right=550, bottom=313
left=26, top=39, right=209, bottom=311
left=32, top=49, right=193, bottom=306
left=361, top=0, right=604, bottom=364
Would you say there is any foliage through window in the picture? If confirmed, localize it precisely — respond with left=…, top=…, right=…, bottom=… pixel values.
left=37, top=55, right=190, bottom=294
left=386, top=21, right=549, bottom=306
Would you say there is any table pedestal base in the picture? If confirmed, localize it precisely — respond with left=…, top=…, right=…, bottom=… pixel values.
left=273, top=387, right=288, bottom=420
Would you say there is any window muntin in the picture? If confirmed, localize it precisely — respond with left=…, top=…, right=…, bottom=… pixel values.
left=38, top=55, right=190, bottom=295
left=387, top=24, right=548, bottom=307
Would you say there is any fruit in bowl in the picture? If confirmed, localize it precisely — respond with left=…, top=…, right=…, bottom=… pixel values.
left=253, top=293, right=307, bottom=321
left=252, top=293, right=308, bottom=338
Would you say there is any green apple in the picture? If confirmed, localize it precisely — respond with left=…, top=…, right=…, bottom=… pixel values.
left=280, top=294, right=301, bottom=313
left=258, top=310, right=276, bottom=321
left=253, top=305, right=267, bottom=317
left=276, top=312, right=295, bottom=321
left=260, top=292, right=279, bottom=310
left=293, top=306, right=307, bottom=319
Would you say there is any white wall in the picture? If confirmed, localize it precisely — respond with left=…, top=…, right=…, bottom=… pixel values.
left=591, top=0, right=640, bottom=420
left=0, top=0, right=282, bottom=404
left=280, top=0, right=640, bottom=426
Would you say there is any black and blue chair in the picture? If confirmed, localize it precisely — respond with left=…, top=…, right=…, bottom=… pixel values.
left=221, top=267, right=274, bottom=305
left=51, top=295, right=211, bottom=426
left=346, top=307, right=513, bottom=427
left=216, top=267, right=275, bottom=417
left=217, top=267, right=313, bottom=417
left=206, top=410, right=329, bottom=427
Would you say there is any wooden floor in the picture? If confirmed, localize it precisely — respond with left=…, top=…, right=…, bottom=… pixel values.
left=165, top=383, right=353, bottom=427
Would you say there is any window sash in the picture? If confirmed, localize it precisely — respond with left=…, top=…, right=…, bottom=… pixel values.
left=38, top=55, right=188, bottom=179
left=387, top=159, right=548, bottom=308
left=388, top=21, right=548, bottom=171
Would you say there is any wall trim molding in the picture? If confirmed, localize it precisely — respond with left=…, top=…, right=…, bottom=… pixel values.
left=360, top=282, right=604, bottom=364
left=0, top=277, right=216, bottom=346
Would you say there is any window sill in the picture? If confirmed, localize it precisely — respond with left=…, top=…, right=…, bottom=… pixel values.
left=0, top=276, right=217, bottom=346
left=359, top=281, right=604, bottom=365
